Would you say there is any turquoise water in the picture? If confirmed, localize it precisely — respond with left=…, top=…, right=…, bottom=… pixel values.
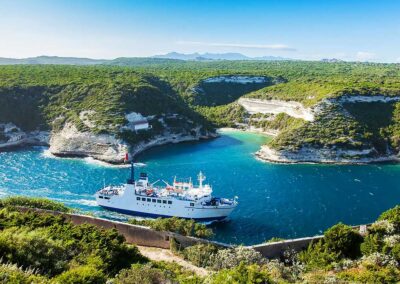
left=0, top=130, right=399, bottom=245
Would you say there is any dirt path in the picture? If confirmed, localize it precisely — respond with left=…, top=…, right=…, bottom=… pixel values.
left=138, top=246, right=209, bottom=276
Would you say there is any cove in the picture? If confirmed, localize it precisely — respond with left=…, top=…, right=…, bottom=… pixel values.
left=0, top=130, right=399, bottom=245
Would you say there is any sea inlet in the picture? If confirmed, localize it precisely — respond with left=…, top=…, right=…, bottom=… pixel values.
left=0, top=130, right=399, bottom=245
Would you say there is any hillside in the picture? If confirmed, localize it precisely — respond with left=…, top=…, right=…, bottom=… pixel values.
left=1, top=197, right=400, bottom=283
left=1, top=61, right=400, bottom=164
left=0, top=65, right=214, bottom=163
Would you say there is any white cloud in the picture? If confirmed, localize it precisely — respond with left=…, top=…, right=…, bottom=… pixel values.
left=176, top=41, right=296, bottom=51
left=396, top=57, right=400, bottom=63
left=356, top=51, right=376, bottom=61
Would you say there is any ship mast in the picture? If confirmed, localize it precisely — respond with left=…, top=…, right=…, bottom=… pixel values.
left=198, top=171, right=205, bottom=189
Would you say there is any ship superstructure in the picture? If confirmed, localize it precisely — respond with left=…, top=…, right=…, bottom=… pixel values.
left=95, top=163, right=238, bottom=221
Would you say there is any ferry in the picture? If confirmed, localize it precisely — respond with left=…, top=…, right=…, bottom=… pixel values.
left=95, top=163, right=238, bottom=221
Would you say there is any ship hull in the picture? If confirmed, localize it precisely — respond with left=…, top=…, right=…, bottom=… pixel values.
left=99, top=205, right=228, bottom=222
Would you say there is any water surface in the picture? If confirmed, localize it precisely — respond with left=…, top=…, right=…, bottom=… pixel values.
left=0, top=130, right=399, bottom=245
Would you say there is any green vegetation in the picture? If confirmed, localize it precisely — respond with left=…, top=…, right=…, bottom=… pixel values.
left=0, top=202, right=201, bottom=283
left=0, top=65, right=211, bottom=145
left=128, top=217, right=213, bottom=238
left=176, top=206, right=400, bottom=283
left=0, top=196, right=71, bottom=212
left=1, top=197, right=400, bottom=283
left=1, top=61, right=400, bottom=159
left=193, top=78, right=273, bottom=106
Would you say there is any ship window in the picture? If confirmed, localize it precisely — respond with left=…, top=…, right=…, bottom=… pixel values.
left=104, top=197, right=110, bottom=200
left=162, top=200, right=167, bottom=204
left=190, top=203, right=194, bottom=207
left=168, top=201, right=172, bottom=205
left=136, top=197, right=140, bottom=201
left=152, top=199, right=156, bottom=203
left=99, top=196, right=104, bottom=199
left=147, top=198, right=151, bottom=202
left=142, top=198, right=146, bottom=201
left=157, top=200, right=161, bottom=203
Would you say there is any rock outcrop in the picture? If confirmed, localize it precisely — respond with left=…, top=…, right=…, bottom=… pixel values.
left=49, top=123, right=129, bottom=164
left=256, top=145, right=400, bottom=164
left=238, top=98, right=315, bottom=121
left=0, top=123, right=49, bottom=149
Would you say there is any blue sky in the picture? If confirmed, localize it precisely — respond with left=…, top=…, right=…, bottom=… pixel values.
left=1, top=0, right=399, bottom=62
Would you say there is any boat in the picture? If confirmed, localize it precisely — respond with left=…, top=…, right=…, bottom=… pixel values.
left=95, top=162, right=238, bottom=221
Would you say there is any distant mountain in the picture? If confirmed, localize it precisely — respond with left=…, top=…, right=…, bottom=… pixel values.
left=321, top=58, right=344, bottom=63
left=0, top=56, right=107, bottom=65
left=0, top=53, right=292, bottom=66
left=152, top=52, right=291, bottom=61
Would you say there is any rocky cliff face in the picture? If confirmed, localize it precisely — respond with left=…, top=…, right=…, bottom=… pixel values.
left=48, top=122, right=216, bottom=164
left=49, top=123, right=129, bottom=163
left=241, top=95, right=400, bottom=164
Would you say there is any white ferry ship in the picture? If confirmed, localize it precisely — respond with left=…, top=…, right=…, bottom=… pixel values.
left=95, top=163, right=238, bottom=221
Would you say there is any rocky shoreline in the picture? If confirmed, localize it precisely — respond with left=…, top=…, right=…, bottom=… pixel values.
left=0, top=122, right=217, bottom=165
left=255, top=145, right=400, bottom=165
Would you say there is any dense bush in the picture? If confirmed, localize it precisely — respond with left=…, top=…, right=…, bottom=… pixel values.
left=378, top=205, right=400, bottom=232
left=323, top=223, right=363, bottom=259
left=113, top=262, right=201, bottom=284
left=0, top=227, right=68, bottom=276
left=0, top=196, right=71, bottom=212
left=128, top=217, right=213, bottom=238
left=210, top=246, right=266, bottom=270
left=298, top=223, right=363, bottom=270
left=0, top=263, right=49, bottom=284
left=181, top=244, right=265, bottom=270
left=206, top=263, right=271, bottom=284
left=53, top=265, right=106, bottom=284
left=0, top=207, right=146, bottom=282
left=182, top=243, right=219, bottom=268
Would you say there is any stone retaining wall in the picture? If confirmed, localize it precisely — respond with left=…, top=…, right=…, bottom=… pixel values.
left=16, top=207, right=370, bottom=259
left=249, top=224, right=368, bottom=258
left=16, top=207, right=231, bottom=249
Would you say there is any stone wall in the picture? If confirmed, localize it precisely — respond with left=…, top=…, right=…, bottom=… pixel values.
left=249, top=224, right=368, bottom=258
left=16, top=207, right=230, bottom=249
left=16, top=206, right=370, bottom=259
left=250, top=236, right=323, bottom=258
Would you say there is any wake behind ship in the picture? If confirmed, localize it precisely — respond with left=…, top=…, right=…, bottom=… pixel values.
left=95, top=163, right=238, bottom=221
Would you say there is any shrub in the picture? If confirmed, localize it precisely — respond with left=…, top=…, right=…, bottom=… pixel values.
left=265, top=237, right=285, bottom=243
left=379, top=206, right=400, bottom=233
left=207, top=263, right=271, bottom=284
left=361, top=233, right=383, bottom=256
left=113, top=263, right=169, bottom=284
left=53, top=265, right=106, bottom=284
left=0, top=207, right=66, bottom=229
left=0, top=227, right=69, bottom=276
left=298, top=239, right=340, bottom=270
left=211, top=246, right=266, bottom=270
left=0, top=196, right=71, bottom=212
left=182, top=243, right=219, bottom=268
left=45, top=222, right=146, bottom=275
left=128, top=217, right=213, bottom=238
left=323, top=223, right=363, bottom=259
left=337, top=265, right=400, bottom=283
left=0, top=263, right=49, bottom=284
